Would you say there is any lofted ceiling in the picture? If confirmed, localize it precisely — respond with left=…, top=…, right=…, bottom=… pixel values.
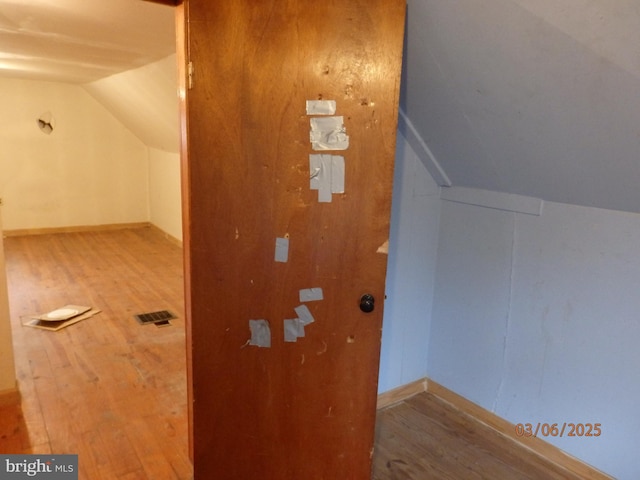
left=2, top=0, right=640, bottom=214
left=402, top=0, right=640, bottom=214
left=0, top=0, right=175, bottom=84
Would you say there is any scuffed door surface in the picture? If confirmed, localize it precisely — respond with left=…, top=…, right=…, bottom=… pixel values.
left=183, top=1, right=406, bottom=478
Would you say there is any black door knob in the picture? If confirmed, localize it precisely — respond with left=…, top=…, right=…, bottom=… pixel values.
left=360, top=294, right=375, bottom=313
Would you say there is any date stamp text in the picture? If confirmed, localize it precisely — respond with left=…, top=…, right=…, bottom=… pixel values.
left=515, top=423, right=601, bottom=438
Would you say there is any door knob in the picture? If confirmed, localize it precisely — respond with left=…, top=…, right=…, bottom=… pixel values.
left=359, top=294, right=375, bottom=313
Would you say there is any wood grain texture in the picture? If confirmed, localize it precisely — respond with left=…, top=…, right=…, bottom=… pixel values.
left=175, top=0, right=193, bottom=462
left=141, top=0, right=179, bottom=6
left=0, top=389, right=20, bottom=407
left=0, top=228, right=609, bottom=479
left=1, top=228, right=192, bottom=480
left=183, top=1, right=406, bottom=478
left=373, top=392, right=605, bottom=480
left=376, top=378, right=427, bottom=410
left=426, top=380, right=614, bottom=480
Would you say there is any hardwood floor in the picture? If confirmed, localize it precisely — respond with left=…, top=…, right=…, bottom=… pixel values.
left=0, top=227, right=192, bottom=479
left=1, top=227, right=592, bottom=479
left=373, top=392, right=590, bottom=480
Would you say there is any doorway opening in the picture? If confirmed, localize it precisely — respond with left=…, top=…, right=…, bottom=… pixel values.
left=0, top=1, right=189, bottom=476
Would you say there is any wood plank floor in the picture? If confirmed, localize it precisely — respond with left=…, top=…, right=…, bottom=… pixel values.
left=373, top=392, right=587, bottom=480
left=1, top=227, right=192, bottom=479
left=1, top=227, right=584, bottom=479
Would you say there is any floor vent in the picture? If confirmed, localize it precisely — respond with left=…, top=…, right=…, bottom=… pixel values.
left=134, top=310, right=177, bottom=326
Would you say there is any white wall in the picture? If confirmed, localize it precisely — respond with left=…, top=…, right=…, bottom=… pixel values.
left=401, top=1, right=640, bottom=476
left=0, top=69, right=179, bottom=402
left=148, top=148, right=182, bottom=241
left=0, top=78, right=149, bottom=231
left=378, top=132, right=440, bottom=393
left=429, top=195, right=640, bottom=479
left=85, top=55, right=183, bottom=241
left=83, top=55, right=179, bottom=154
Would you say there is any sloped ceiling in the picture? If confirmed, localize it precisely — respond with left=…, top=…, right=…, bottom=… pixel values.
left=84, top=54, right=179, bottom=153
left=0, top=0, right=178, bottom=152
left=402, top=0, right=640, bottom=213
left=2, top=0, right=640, bottom=213
left=0, top=0, right=175, bottom=84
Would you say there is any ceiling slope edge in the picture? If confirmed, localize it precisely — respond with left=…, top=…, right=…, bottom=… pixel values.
left=398, top=108, right=452, bottom=187
left=82, top=55, right=180, bottom=154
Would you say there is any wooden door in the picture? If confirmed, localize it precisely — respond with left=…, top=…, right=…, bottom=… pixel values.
left=0, top=202, right=17, bottom=394
left=181, top=1, right=405, bottom=478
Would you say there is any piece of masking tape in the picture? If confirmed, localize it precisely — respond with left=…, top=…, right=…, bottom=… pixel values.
left=310, top=116, right=349, bottom=151
left=306, top=100, right=336, bottom=115
left=284, top=318, right=306, bottom=342
left=310, top=154, right=322, bottom=191
left=299, top=288, right=324, bottom=302
left=309, top=154, right=345, bottom=203
left=294, top=304, right=315, bottom=326
left=248, top=319, right=271, bottom=348
left=331, top=156, right=345, bottom=194
left=318, top=166, right=332, bottom=203
left=275, top=237, right=289, bottom=263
